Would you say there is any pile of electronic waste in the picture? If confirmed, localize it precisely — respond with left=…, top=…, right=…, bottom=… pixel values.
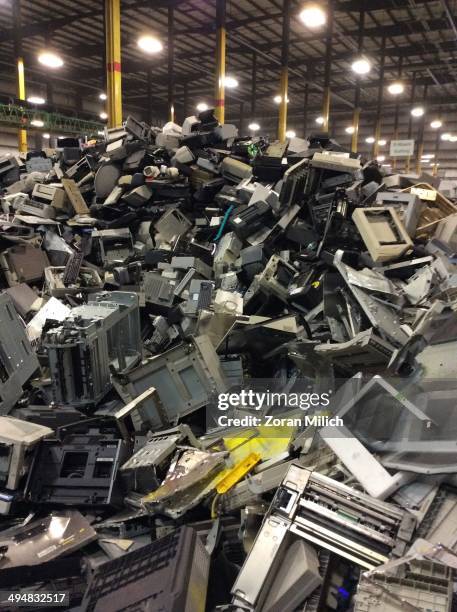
left=0, top=109, right=457, bottom=611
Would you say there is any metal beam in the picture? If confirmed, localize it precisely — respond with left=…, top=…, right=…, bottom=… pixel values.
left=251, top=52, right=257, bottom=118
left=168, top=6, right=175, bottom=122
left=351, top=9, right=365, bottom=153
left=441, top=0, right=457, bottom=40
left=214, top=0, right=226, bottom=123
left=335, top=0, right=430, bottom=11
left=105, top=0, right=122, bottom=128
left=12, top=0, right=27, bottom=152
left=0, top=0, right=182, bottom=44
left=373, top=37, right=386, bottom=159
left=322, top=0, right=334, bottom=132
left=278, top=0, right=290, bottom=141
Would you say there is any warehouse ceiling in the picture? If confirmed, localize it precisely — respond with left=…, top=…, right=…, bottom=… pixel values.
left=0, top=0, right=456, bottom=170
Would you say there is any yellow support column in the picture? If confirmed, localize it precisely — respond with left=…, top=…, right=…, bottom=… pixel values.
left=416, top=142, right=424, bottom=175
left=168, top=7, right=175, bottom=123
left=373, top=118, right=381, bottom=159
left=322, top=0, right=334, bottom=133
left=278, top=0, right=291, bottom=142
left=351, top=107, right=360, bottom=153
left=214, top=0, right=226, bottom=124
left=13, top=0, right=26, bottom=153
left=105, top=0, right=122, bottom=128
left=322, top=87, right=330, bottom=133
left=278, top=67, right=288, bottom=142
left=17, top=57, right=27, bottom=153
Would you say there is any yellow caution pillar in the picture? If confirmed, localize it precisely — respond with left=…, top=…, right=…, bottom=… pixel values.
left=351, top=108, right=360, bottom=153
left=13, top=0, right=26, bottom=153
left=322, top=0, right=334, bottom=132
left=278, top=0, right=291, bottom=142
left=17, top=57, right=27, bottom=153
left=214, top=0, right=226, bottom=124
left=278, top=67, right=288, bottom=142
left=168, top=7, right=175, bottom=123
left=105, top=0, right=122, bottom=128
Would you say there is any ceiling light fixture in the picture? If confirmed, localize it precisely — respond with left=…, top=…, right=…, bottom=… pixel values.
left=196, top=102, right=209, bottom=112
left=274, top=95, right=289, bottom=104
left=387, top=82, right=404, bottom=95
left=315, top=116, right=325, bottom=125
left=30, top=119, right=44, bottom=128
left=248, top=122, right=260, bottom=131
left=137, top=35, right=163, bottom=54
left=299, top=3, right=327, bottom=28
left=376, top=155, right=385, bottom=162
left=38, top=51, right=64, bottom=68
left=430, top=119, right=442, bottom=129
left=285, top=130, right=296, bottom=138
left=441, top=133, right=451, bottom=141
left=365, top=136, right=375, bottom=144
left=42, top=133, right=50, bottom=139
left=27, top=96, right=45, bottom=105
left=224, top=76, right=239, bottom=88
left=351, top=58, right=371, bottom=75
left=345, top=126, right=355, bottom=134
left=99, top=112, right=108, bottom=120
left=378, top=139, right=387, bottom=146
left=99, top=93, right=107, bottom=101
left=411, top=106, right=425, bottom=117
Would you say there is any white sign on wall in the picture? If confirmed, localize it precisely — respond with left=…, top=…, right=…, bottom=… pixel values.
left=389, top=139, right=415, bottom=157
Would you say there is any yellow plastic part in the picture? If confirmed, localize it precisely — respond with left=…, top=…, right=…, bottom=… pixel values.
left=216, top=452, right=261, bottom=494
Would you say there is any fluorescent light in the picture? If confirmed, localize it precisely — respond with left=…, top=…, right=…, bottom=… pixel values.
left=299, top=4, right=327, bottom=28
left=285, top=130, right=296, bottom=138
left=376, top=155, right=385, bottom=162
left=315, top=116, right=325, bottom=125
left=345, top=126, right=355, bottom=134
left=224, top=76, right=239, bottom=89
left=196, top=102, right=209, bottom=112
left=57, top=136, right=64, bottom=139
left=248, top=122, right=260, bottom=131
left=99, top=93, right=107, bottom=101
left=38, top=51, right=63, bottom=68
left=430, top=119, right=442, bottom=129
left=378, top=139, right=387, bottom=146
left=99, top=112, right=108, bottom=120
left=30, top=119, right=44, bottom=127
left=137, top=35, right=163, bottom=54
left=450, top=135, right=457, bottom=142
left=27, top=96, right=45, bottom=105
left=365, top=136, right=375, bottom=144
left=411, top=106, right=425, bottom=117
left=274, top=95, right=289, bottom=104
left=421, top=154, right=435, bottom=159
left=97, top=130, right=105, bottom=136
left=441, top=133, right=451, bottom=141
left=42, top=133, right=50, bottom=139
left=351, top=58, right=371, bottom=75
left=388, top=82, right=404, bottom=95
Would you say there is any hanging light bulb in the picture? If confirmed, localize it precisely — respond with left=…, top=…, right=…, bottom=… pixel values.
left=351, top=58, right=371, bottom=75
left=299, top=4, right=327, bottom=28
left=387, top=82, right=404, bottom=95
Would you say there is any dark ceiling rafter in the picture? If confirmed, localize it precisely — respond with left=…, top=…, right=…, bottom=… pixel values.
left=0, top=0, right=456, bottom=155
